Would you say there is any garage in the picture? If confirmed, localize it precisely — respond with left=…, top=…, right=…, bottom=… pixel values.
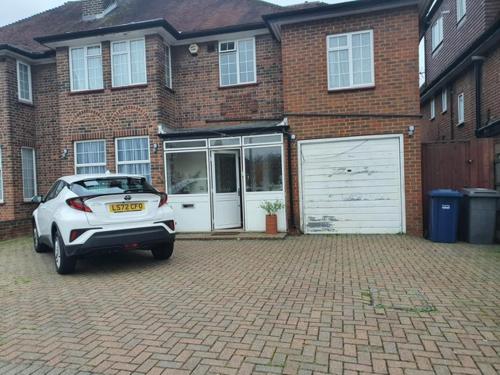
left=299, top=135, right=405, bottom=234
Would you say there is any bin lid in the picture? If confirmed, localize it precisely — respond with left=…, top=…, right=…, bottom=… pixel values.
left=428, top=189, right=463, bottom=198
left=460, top=188, right=500, bottom=197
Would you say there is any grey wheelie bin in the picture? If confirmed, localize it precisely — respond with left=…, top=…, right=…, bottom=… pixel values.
left=460, top=188, right=500, bottom=244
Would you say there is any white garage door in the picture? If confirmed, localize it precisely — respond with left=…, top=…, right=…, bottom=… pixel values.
left=299, top=135, right=405, bottom=234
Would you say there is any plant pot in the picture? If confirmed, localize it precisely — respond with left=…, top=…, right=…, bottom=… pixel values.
left=265, top=214, right=278, bottom=235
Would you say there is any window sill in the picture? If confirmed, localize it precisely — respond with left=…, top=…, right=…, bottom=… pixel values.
left=23, top=199, right=36, bottom=204
left=442, top=110, right=447, bottom=114
left=457, top=121, right=465, bottom=127
left=165, top=86, right=175, bottom=94
left=219, top=82, right=259, bottom=90
left=328, top=84, right=375, bottom=93
left=457, top=16, right=466, bottom=28
left=69, top=89, right=105, bottom=96
left=18, top=99, right=34, bottom=107
left=432, top=43, right=443, bottom=57
left=111, top=83, right=148, bottom=91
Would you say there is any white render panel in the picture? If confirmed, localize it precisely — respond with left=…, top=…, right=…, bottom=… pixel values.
left=300, top=136, right=404, bottom=234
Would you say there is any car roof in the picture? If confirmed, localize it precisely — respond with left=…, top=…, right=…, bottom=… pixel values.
left=60, top=174, right=146, bottom=184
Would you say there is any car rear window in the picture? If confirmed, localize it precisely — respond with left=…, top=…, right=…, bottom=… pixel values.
left=71, top=177, right=157, bottom=197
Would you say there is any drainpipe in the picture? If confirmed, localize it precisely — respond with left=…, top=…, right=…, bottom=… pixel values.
left=450, top=88, right=455, bottom=140
left=472, top=56, right=485, bottom=134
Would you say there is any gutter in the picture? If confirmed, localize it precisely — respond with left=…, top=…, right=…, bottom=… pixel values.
left=0, top=44, right=54, bottom=60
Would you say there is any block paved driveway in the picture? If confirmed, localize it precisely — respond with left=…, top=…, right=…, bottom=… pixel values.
left=0, top=235, right=499, bottom=375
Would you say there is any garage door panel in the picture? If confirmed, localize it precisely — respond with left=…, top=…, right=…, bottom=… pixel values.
left=300, top=136, right=404, bottom=234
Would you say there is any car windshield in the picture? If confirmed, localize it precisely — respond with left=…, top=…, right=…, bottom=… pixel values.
left=70, top=177, right=157, bottom=197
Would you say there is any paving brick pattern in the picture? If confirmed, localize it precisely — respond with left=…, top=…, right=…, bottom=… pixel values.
left=0, top=236, right=499, bottom=375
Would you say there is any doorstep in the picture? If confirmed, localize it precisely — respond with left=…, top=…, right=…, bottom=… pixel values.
left=176, top=232, right=287, bottom=241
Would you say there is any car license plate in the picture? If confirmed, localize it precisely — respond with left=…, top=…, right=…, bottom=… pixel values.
left=108, top=202, right=145, bottom=213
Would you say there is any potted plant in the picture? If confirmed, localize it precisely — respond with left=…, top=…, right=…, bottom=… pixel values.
left=260, top=200, right=285, bottom=235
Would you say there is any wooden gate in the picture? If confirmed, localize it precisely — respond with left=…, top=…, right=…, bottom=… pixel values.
left=421, top=139, right=495, bottom=234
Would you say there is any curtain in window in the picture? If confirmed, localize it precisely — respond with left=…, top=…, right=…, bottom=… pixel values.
left=71, top=48, right=86, bottom=90
left=245, top=146, right=283, bottom=192
left=352, top=32, right=372, bottom=85
left=21, top=148, right=36, bottom=200
left=75, top=141, right=106, bottom=174
left=87, top=46, right=103, bottom=90
left=238, top=39, right=255, bottom=83
left=329, top=35, right=349, bottom=89
left=117, top=137, right=151, bottom=181
left=112, top=42, right=130, bottom=86
left=220, top=50, right=237, bottom=86
left=130, top=40, right=146, bottom=84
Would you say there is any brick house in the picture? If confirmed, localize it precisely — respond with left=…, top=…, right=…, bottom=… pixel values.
left=420, top=0, right=500, bottom=142
left=0, top=0, right=424, bottom=239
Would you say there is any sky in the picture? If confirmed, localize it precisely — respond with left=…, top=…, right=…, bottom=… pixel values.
left=0, top=0, right=347, bottom=27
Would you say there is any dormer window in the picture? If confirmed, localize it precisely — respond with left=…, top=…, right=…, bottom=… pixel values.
left=69, top=45, right=104, bottom=92
left=219, top=38, right=256, bottom=87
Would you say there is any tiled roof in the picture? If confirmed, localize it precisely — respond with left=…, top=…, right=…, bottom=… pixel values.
left=0, top=0, right=301, bottom=55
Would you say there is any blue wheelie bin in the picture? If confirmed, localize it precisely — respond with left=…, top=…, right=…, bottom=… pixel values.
left=428, top=189, right=462, bottom=243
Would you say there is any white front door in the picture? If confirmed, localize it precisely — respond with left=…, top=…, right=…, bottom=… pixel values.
left=211, top=150, right=242, bottom=230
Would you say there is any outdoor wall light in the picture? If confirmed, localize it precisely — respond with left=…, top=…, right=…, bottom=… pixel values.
left=61, top=148, right=69, bottom=160
left=408, top=125, right=416, bottom=137
left=153, top=143, right=160, bottom=154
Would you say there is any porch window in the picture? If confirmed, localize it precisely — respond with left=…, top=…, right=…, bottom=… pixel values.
left=111, top=39, right=147, bottom=87
left=245, top=146, right=283, bottom=192
left=70, top=45, right=103, bottom=91
left=75, top=140, right=106, bottom=174
left=116, top=137, right=151, bottom=182
left=219, top=38, right=256, bottom=86
left=0, top=146, right=3, bottom=203
left=21, top=147, right=37, bottom=201
left=166, top=151, right=208, bottom=195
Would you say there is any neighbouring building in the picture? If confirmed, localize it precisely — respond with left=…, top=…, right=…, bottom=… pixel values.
left=420, top=0, right=500, bottom=142
left=0, top=0, right=424, bottom=239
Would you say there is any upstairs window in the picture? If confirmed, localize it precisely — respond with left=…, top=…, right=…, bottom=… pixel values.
left=457, top=0, right=466, bottom=23
left=219, top=38, right=256, bottom=86
left=432, top=16, right=443, bottom=52
left=70, top=45, right=103, bottom=91
left=430, top=98, right=436, bottom=120
left=75, top=140, right=107, bottom=174
left=21, top=147, right=37, bottom=201
left=457, top=93, right=465, bottom=125
left=327, top=30, right=374, bottom=91
left=165, top=45, right=172, bottom=89
left=17, top=61, right=32, bottom=103
left=441, top=89, right=448, bottom=113
left=111, top=39, right=147, bottom=87
left=116, top=137, right=152, bottom=182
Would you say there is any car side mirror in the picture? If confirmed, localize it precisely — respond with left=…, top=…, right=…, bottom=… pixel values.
left=31, top=195, right=44, bottom=204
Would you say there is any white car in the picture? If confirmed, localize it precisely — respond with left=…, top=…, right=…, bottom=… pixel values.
left=32, top=174, right=176, bottom=274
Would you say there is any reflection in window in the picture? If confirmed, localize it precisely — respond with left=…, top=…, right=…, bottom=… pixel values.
left=166, top=152, right=208, bottom=194
left=245, top=146, right=282, bottom=192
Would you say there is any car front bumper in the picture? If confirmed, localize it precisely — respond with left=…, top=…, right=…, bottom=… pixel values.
left=64, top=226, right=175, bottom=257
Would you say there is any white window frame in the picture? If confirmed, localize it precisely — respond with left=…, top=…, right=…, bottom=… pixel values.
left=432, top=16, right=444, bottom=53
left=327, top=29, right=375, bottom=91
left=0, top=146, right=3, bottom=203
left=430, top=98, right=436, bottom=120
left=115, top=136, right=151, bottom=180
left=457, top=0, right=466, bottom=23
left=21, top=147, right=37, bottom=202
left=74, top=140, right=107, bottom=174
left=457, top=93, right=465, bottom=125
left=165, top=44, right=172, bottom=89
left=441, top=89, right=448, bottom=113
left=69, top=44, right=104, bottom=92
left=111, top=38, right=147, bottom=88
left=17, top=60, right=33, bottom=104
left=218, top=37, right=257, bottom=87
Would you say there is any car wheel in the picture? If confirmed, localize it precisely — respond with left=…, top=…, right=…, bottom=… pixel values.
left=53, top=230, right=77, bottom=275
left=151, top=242, right=174, bottom=260
left=33, top=224, right=48, bottom=253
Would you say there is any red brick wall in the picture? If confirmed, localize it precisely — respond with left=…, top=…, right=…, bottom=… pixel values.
left=281, top=6, right=423, bottom=236
left=424, top=0, right=488, bottom=85
left=172, top=34, right=283, bottom=128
